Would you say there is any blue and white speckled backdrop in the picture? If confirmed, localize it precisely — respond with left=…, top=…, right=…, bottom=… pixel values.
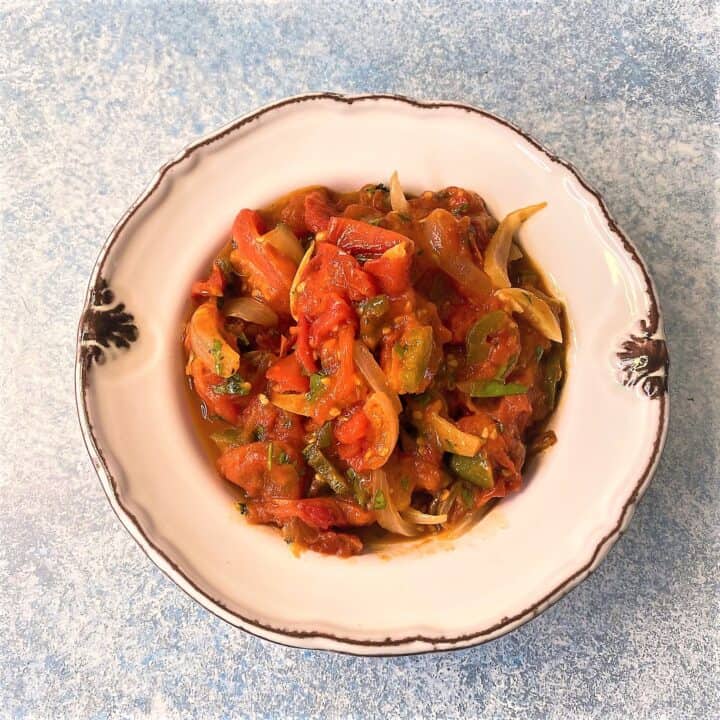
left=1, top=1, right=718, bottom=718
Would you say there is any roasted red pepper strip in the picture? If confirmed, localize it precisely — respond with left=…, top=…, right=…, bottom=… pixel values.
left=191, top=264, right=226, bottom=299
left=266, top=353, right=310, bottom=394
left=364, top=241, right=413, bottom=295
left=230, top=209, right=297, bottom=316
left=304, top=189, right=337, bottom=232
left=326, top=216, right=409, bottom=255
left=295, top=315, right=317, bottom=374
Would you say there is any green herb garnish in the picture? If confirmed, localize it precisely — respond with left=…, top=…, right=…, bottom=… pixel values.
left=306, top=373, right=328, bottom=402
left=210, top=339, right=224, bottom=375
left=372, top=490, right=387, bottom=510
left=212, top=373, right=250, bottom=396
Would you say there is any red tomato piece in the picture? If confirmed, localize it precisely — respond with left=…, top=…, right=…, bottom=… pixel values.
left=230, top=209, right=297, bottom=316
left=217, top=442, right=303, bottom=499
left=326, top=216, right=409, bottom=255
left=188, top=357, right=244, bottom=424
left=191, top=264, right=226, bottom=299
left=266, top=353, right=309, bottom=394
left=364, top=243, right=412, bottom=295
left=304, top=189, right=337, bottom=232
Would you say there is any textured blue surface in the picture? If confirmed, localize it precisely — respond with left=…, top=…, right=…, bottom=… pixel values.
left=1, top=1, right=718, bottom=717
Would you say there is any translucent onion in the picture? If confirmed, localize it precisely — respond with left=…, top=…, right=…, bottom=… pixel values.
left=484, top=203, right=547, bottom=289
left=223, top=296, right=279, bottom=327
left=495, top=287, right=563, bottom=343
left=269, top=392, right=313, bottom=416
left=508, top=243, right=523, bottom=261
left=362, top=392, right=400, bottom=470
left=435, top=482, right=462, bottom=517
left=370, top=470, right=418, bottom=537
left=260, top=223, right=304, bottom=264
left=389, top=170, right=410, bottom=215
left=188, top=302, right=240, bottom=378
left=289, top=240, right=315, bottom=320
left=353, top=340, right=402, bottom=414
left=429, top=413, right=483, bottom=456
left=401, top=508, right=449, bottom=525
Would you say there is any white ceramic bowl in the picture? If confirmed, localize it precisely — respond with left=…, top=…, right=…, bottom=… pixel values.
left=76, top=93, right=669, bottom=655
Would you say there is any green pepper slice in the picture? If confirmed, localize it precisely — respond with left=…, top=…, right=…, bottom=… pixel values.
left=394, top=325, right=433, bottom=394
left=302, top=444, right=350, bottom=496
left=465, top=311, right=507, bottom=365
left=359, top=295, right=390, bottom=350
left=458, top=379, right=528, bottom=397
left=448, top=453, right=494, bottom=489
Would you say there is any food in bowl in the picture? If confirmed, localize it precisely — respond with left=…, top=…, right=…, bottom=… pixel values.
left=184, top=174, right=565, bottom=557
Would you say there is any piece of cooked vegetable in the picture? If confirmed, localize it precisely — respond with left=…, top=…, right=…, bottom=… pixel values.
left=212, top=373, right=252, bottom=396
left=495, top=287, right=562, bottom=343
left=223, top=296, right=279, bottom=327
left=260, top=222, right=304, bottom=264
left=188, top=302, right=240, bottom=378
left=353, top=340, right=402, bottom=414
left=457, top=379, right=529, bottom=397
left=303, top=444, right=350, bottom=496
left=326, top=217, right=408, bottom=254
left=429, top=413, right=483, bottom=456
left=465, top=310, right=507, bottom=365
left=419, top=208, right=493, bottom=300
left=358, top=295, right=390, bottom=350
left=390, top=325, right=434, bottom=395
left=448, top=453, right=494, bottom=489
left=362, top=392, right=399, bottom=469
left=269, top=391, right=314, bottom=416
left=389, top=170, right=410, bottom=215
left=289, top=240, right=315, bottom=320
left=230, top=209, right=297, bottom=316
left=401, top=507, right=448, bottom=525
left=543, top=345, right=564, bottom=411
left=370, top=470, right=418, bottom=536
left=508, top=243, right=523, bottom=261
left=484, top=203, right=547, bottom=289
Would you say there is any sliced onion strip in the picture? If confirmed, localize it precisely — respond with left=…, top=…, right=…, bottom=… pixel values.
left=429, top=413, right=483, bottom=456
left=389, top=170, right=410, bottom=214
left=370, top=470, right=418, bottom=537
left=353, top=340, right=402, bottom=414
left=362, top=392, right=400, bottom=470
left=495, top=287, right=563, bottom=343
left=289, top=240, right=315, bottom=320
left=260, top=223, right=304, bottom=264
left=269, top=392, right=313, bottom=416
left=223, top=296, right=279, bottom=327
left=484, top=203, right=547, bottom=289
left=401, top=508, right=449, bottom=525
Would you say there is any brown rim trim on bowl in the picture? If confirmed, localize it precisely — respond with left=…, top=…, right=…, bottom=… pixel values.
left=75, top=92, right=669, bottom=655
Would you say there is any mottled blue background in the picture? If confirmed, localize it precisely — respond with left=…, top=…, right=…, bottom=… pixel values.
left=1, top=1, right=718, bottom=718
